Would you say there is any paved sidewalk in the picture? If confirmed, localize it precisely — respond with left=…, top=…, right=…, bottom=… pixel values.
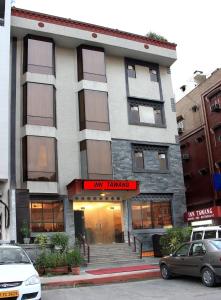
left=41, top=258, right=160, bottom=289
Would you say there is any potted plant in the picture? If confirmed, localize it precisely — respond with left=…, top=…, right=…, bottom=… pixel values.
left=20, top=221, right=30, bottom=244
left=50, top=233, right=69, bottom=252
left=35, top=252, right=46, bottom=276
left=34, top=234, right=48, bottom=250
left=67, top=249, right=83, bottom=275
left=44, top=252, right=68, bottom=275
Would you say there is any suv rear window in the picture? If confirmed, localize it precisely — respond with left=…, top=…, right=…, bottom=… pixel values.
left=219, top=231, right=221, bottom=238
left=204, top=230, right=216, bottom=239
left=192, top=231, right=203, bottom=240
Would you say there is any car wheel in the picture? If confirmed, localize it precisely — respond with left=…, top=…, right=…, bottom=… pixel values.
left=202, top=267, right=216, bottom=287
left=160, top=264, right=172, bottom=280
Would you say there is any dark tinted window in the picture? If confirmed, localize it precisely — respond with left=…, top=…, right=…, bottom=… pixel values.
left=204, top=230, right=217, bottom=239
left=128, top=65, right=136, bottom=78
left=175, top=244, right=190, bottom=256
left=189, top=243, right=206, bottom=256
left=134, top=151, right=144, bottom=170
left=149, top=69, right=158, bottom=82
left=23, top=136, right=57, bottom=181
left=24, top=36, right=55, bottom=75
left=24, top=83, right=55, bottom=127
left=192, top=231, right=203, bottom=240
left=128, top=101, right=164, bottom=126
left=78, top=90, right=109, bottom=131
left=218, top=231, right=221, bottom=238
left=30, top=201, right=64, bottom=232
left=78, top=46, right=106, bottom=82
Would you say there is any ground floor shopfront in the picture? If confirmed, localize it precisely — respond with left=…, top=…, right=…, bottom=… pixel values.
left=15, top=179, right=185, bottom=247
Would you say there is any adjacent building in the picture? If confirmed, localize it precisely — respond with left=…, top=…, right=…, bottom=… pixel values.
left=1, top=4, right=186, bottom=248
left=177, top=69, right=221, bottom=226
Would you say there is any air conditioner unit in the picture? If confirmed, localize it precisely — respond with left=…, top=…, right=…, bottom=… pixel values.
left=182, top=154, right=190, bottom=160
left=211, top=103, right=221, bottom=112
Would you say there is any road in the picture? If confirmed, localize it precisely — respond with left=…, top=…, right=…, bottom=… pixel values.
left=42, top=277, right=221, bottom=300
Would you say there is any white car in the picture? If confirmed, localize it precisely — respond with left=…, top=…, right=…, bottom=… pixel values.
left=0, top=244, right=41, bottom=300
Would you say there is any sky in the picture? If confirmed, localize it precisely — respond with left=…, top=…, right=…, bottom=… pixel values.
left=13, top=0, right=221, bottom=100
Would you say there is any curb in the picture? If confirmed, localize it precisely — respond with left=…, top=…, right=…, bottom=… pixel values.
left=42, top=269, right=160, bottom=290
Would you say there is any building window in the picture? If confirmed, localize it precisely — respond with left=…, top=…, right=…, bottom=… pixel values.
left=209, top=91, right=221, bottom=112
left=23, top=136, right=57, bottom=182
left=149, top=69, right=158, bottom=82
left=77, top=45, right=106, bottom=82
left=195, top=136, right=204, bottom=143
left=129, top=100, right=164, bottom=126
left=132, top=200, right=172, bottom=229
left=127, top=64, right=136, bottom=78
left=80, top=140, right=112, bottom=179
left=78, top=90, right=109, bottom=131
left=23, top=35, right=55, bottom=75
left=133, top=144, right=169, bottom=172
left=23, top=83, right=56, bottom=127
left=134, top=150, right=144, bottom=170
left=0, top=0, right=5, bottom=26
left=30, top=201, right=64, bottom=232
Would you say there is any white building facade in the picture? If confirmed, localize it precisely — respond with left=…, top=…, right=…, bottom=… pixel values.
left=2, top=6, right=186, bottom=248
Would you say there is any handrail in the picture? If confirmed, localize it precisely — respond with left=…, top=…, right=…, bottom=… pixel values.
left=78, top=234, right=90, bottom=263
left=127, top=231, right=143, bottom=259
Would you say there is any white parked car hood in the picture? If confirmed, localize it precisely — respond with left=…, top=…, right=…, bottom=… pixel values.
left=0, top=264, right=38, bottom=282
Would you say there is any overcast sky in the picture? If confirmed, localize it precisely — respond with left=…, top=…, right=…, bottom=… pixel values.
left=14, top=0, right=221, bottom=100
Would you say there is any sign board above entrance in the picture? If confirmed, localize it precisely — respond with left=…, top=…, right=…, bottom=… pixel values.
left=184, top=206, right=221, bottom=222
left=83, top=180, right=138, bottom=190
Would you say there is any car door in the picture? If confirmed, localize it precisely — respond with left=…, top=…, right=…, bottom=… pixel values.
left=170, top=243, right=191, bottom=275
left=183, top=242, right=207, bottom=277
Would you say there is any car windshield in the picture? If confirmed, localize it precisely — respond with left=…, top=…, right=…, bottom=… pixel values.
left=209, top=240, right=221, bottom=250
left=0, top=247, right=31, bottom=264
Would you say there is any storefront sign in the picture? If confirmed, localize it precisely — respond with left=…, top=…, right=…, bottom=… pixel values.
left=83, top=180, right=138, bottom=190
left=184, top=206, right=221, bottom=222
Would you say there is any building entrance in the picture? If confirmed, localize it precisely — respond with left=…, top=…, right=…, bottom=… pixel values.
left=73, top=202, right=123, bottom=244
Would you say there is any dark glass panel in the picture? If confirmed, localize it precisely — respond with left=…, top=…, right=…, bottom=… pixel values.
left=132, top=202, right=142, bottom=229
left=134, top=151, right=144, bottom=169
left=87, top=140, right=112, bottom=176
left=25, top=136, right=56, bottom=181
left=25, top=83, right=55, bottom=127
left=152, top=201, right=172, bottom=228
left=27, top=38, right=54, bottom=75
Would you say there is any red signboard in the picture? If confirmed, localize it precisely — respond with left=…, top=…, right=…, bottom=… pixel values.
left=184, top=206, right=221, bottom=222
left=83, top=180, right=138, bottom=190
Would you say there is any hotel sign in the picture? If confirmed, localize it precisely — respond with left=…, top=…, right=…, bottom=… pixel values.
left=184, top=206, right=221, bottom=222
left=83, top=180, right=138, bottom=190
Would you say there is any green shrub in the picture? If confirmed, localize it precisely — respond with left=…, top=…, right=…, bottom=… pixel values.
left=160, top=227, right=192, bottom=256
left=43, top=252, right=68, bottom=268
left=50, top=233, right=69, bottom=252
left=146, top=31, right=168, bottom=42
left=34, top=234, right=48, bottom=249
left=20, top=221, right=30, bottom=238
left=66, top=249, right=84, bottom=267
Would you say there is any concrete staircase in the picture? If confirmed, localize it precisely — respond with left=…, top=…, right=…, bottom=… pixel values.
left=88, top=243, right=143, bottom=267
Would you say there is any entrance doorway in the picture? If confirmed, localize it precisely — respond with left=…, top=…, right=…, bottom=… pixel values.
left=73, top=202, right=123, bottom=244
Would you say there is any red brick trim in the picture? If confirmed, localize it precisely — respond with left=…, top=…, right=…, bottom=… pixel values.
left=41, top=269, right=161, bottom=289
left=12, top=7, right=176, bottom=50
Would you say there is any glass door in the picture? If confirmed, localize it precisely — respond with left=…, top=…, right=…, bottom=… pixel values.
left=73, top=202, right=123, bottom=244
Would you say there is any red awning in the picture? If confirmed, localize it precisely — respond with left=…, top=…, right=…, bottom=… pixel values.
left=184, top=206, right=221, bottom=222
left=67, top=179, right=140, bottom=200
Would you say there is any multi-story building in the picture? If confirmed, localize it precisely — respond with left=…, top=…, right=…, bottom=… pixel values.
left=177, top=69, right=221, bottom=226
left=1, top=4, right=186, bottom=248
left=0, top=0, right=12, bottom=241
